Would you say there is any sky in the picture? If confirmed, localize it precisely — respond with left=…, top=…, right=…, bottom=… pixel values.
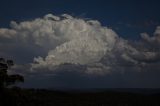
left=1, top=0, right=160, bottom=39
left=0, top=0, right=160, bottom=89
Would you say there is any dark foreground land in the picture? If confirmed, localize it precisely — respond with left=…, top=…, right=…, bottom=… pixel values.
left=0, top=88, right=160, bottom=106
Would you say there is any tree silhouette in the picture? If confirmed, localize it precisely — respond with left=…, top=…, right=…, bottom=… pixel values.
left=0, top=58, right=24, bottom=90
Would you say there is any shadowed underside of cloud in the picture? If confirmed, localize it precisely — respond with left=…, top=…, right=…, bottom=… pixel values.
left=0, top=13, right=160, bottom=79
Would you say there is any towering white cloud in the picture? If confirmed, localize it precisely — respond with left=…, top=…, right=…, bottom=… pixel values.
left=0, top=14, right=160, bottom=75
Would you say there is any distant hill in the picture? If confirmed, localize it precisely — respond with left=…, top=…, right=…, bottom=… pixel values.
left=50, top=88, right=160, bottom=94
left=0, top=88, right=160, bottom=106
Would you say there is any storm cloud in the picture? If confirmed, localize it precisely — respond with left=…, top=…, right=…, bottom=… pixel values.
left=0, top=14, right=160, bottom=76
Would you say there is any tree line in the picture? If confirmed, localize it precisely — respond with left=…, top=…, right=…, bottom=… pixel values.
left=0, top=58, right=24, bottom=90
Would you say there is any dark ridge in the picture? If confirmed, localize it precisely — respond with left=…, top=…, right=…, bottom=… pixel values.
left=1, top=88, right=160, bottom=106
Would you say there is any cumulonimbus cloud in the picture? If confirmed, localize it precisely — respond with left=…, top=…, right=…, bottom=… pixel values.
left=0, top=14, right=160, bottom=75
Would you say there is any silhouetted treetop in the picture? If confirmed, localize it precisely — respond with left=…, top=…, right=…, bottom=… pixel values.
left=0, top=58, right=24, bottom=90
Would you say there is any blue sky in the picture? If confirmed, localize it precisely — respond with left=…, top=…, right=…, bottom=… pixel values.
left=0, top=0, right=160, bottom=39
left=0, top=0, right=160, bottom=88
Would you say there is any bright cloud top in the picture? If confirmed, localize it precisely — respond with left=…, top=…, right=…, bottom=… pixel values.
left=0, top=14, right=160, bottom=75
left=31, top=14, right=118, bottom=70
left=1, top=14, right=117, bottom=71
